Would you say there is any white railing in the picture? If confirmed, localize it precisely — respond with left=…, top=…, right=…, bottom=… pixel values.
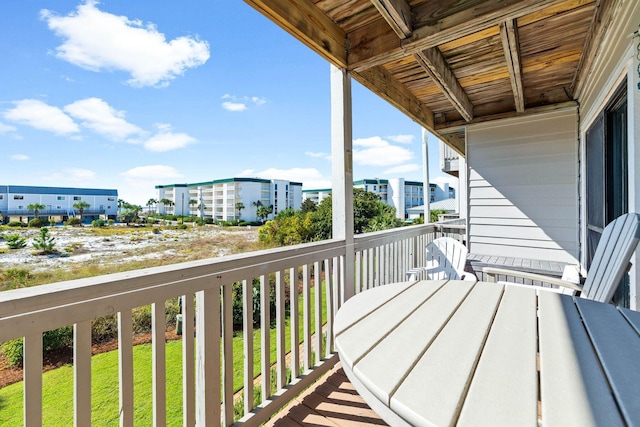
left=0, top=223, right=465, bottom=426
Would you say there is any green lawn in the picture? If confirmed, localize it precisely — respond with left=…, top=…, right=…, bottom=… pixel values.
left=0, top=282, right=328, bottom=425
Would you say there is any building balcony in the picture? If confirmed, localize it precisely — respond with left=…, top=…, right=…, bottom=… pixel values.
left=0, top=223, right=464, bottom=426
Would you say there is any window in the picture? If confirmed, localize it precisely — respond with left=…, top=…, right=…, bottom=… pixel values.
left=14, top=195, right=23, bottom=200
left=0, top=195, right=3, bottom=200
left=74, top=196, right=81, bottom=201
left=107, top=197, right=115, bottom=201
left=57, top=196, right=65, bottom=200
left=57, top=206, right=61, bottom=209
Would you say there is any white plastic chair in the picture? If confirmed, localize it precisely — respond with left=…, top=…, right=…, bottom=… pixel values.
left=406, top=237, right=476, bottom=281
left=484, top=213, right=640, bottom=303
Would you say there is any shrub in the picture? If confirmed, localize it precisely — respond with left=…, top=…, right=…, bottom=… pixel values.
left=49, top=219, right=57, bottom=227
left=32, top=227, right=57, bottom=254
left=5, top=234, right=26, bottom=249
left=7, top=221, right=27, bottom=228
left=65, top=217, right=82, bottom=226
left=107, top=219, right=115, bottom=225
left=91, top=219, right=106, bottom=227
left=1, top=326, right=73, bottom=367
left=28, top=217, right=48, bottom=228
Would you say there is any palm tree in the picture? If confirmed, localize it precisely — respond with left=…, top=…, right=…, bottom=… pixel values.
left=159, top=198, right=174, bottom=215
left=73, top=200, right=91, bottom=222
left=27, top=203, right=46, bottom=219
left=188, top=198, right=198, bottom=214
left=235, top=202, right=245, bottom=220
left=146, top=198, right=158, bottom=214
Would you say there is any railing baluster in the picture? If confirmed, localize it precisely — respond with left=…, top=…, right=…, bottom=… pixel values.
left=74, top=320, right=91, bottom=427
left=355, top=250, right=362, bottom=294
left=118, top=310, right=134, bottom=427
left=260, top=275, right=271, bottom=402
left=242, top=279, right=254, bottom=416
left=315, top=261, right=323, bottom=365
left=196, top=288, right=221, bottom=425
left=23, top=333, right=42, bottom=427
left=182, top=294, right=195, bottom=427
left=304, top=264, right=312, bottom=371
left=152, top=300, right=166, bottom=427
left=222, top=283, right=234, bottom=426
left=276, top=270, right=286, bottom=390
left=289, top=268, right=299, bottom=381
left=325, top=259, right=334, bottom=356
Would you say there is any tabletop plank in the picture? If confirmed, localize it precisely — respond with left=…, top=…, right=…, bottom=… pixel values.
left=352, top=280, right=475, bottom=406
left=576, top=298, right=640, bottom=425
left=390, top=282, right=504, bottom=427
left=538, top=291, right=624, bottom=427
left=333, top=280, right=421, bottom=336
left=335, top=280, right=446, bottom=370
left=457, top=285, right=538, bottom=427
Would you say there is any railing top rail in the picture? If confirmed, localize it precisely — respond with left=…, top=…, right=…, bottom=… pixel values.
left=0, top=238, right=347, bottom=319
left=354, top=224, right=436, bottom=250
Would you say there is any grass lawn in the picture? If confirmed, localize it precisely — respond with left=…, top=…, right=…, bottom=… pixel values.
left=0, top=283, right=328, bottom=425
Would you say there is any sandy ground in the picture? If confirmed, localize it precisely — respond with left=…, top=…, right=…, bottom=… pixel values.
left=0, top=224, right=259, bottom=273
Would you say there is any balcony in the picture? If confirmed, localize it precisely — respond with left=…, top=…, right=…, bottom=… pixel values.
left=0, top=223, right=463, bottom=426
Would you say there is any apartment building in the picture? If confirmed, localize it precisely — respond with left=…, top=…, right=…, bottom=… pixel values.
left=156, top=178, right=303, bottom=222
left=301, top=178, right=451, bottom=220
left=0, top=185, right=118, bottom=223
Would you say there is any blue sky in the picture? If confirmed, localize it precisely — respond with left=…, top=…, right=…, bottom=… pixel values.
left=0, top=1, right=456, bottom=205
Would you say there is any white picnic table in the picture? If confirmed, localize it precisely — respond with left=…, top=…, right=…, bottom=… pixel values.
left=334, top=279, right=640, bottom=427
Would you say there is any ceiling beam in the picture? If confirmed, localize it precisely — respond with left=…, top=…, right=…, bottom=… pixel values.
left=244, top=0, right=347, bottom=68
left=349, top=0, right=570, bottom=72
left=571, top=0, right=619, bottom=100
left=415, top=48, right=474, bottom=122
left=352, top=66, right=435, bottom=131
left=500, top=19, right=525, bottom=112
left=370, top=0, right=413, bottom=39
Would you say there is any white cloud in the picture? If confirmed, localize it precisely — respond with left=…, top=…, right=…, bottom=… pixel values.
left=353, top=136, right=414, bottom=166
left=0, top=122, right=17, bottom=133
left=222, top=101, right=247, bottom=112
left=3, top=99, right=79, bottom=135
left=10, top=154, right=30, bottom=161
left=387, top=134, right=414, bottom=144
left=383, top=163, right=420, bottom=174
left=43, top=168, right=96, bottom=183
left=239, top=167, right=330, bottom=189
left=120, top=164, right=183, bottom=180
left=41, top=1, right=210, bottom=87
left=221, top=94, right=266, bottom=111
left=143, top=124, right=195, bottom=152
left=64, top=97, right=144, bottom=140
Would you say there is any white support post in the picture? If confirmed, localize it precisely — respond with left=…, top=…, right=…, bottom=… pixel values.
left=422, top=128, right=431, bottom=223
left=629, top=54, right=640, bottom=310
left=331, top=64, right=355, bottom=303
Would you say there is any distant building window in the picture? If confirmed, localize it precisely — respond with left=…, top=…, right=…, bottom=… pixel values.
left=73, top=196, right=81, bottom=201
left=0, top=195, right=3, bottom=199
left=14, top=195, right=23, bottom=200
left=57, top=206, right=61, bottom=209
left=275, top=184, right=278, bottom=190
left=57, top=196, right=65, bottom=200
left=107, top=197, right=115, bottom=201
left=373, top=186, right=377, bottom=191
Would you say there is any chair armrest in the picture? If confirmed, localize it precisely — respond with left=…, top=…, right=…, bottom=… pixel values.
left=482, top=267, right=584, bottom=292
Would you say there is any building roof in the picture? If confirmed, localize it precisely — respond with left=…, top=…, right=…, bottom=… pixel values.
left=0, top=185, right=118, bottom=196
left=156, top=178, right=303, bottom=189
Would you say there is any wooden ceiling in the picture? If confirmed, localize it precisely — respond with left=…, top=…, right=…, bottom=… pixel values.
left=245, top=0, right=618, bottom=154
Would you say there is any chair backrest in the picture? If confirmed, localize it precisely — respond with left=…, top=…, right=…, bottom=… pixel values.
left=425, top=237, right=468, bottom=280
left=582, top=213, right=640, bottom=302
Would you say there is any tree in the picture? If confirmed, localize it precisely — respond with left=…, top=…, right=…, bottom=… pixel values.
left=146, top=198, right=158, bottom=214
left=159, top=198, right=174, bottom=215
left=256, top=204, right=273, bottom=223
left=32, top=227, right=56, bottom=254
left=27, top=203, right=46, bottom=218
left=235, top=202, right=245, bottom=219
left=300, top=198, right=317, bottom=214
left=188, top=199, right=198, bottom=214
left=72, top=200, right=91, bottom=222
left=118, top=202, right=142, bottom=224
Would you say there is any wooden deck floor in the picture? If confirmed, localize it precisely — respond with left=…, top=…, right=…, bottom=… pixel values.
left=265, top=364, right=388, bottom=426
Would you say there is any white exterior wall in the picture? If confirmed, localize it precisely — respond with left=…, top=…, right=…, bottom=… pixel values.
left=1, top=187, right=118, bottom=220
left=387, top=178, right=405, bottom=220
left=466, top=108, right=579, bottom=263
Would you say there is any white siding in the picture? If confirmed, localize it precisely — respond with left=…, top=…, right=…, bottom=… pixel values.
left=467, top=108, right=579, bottom=263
